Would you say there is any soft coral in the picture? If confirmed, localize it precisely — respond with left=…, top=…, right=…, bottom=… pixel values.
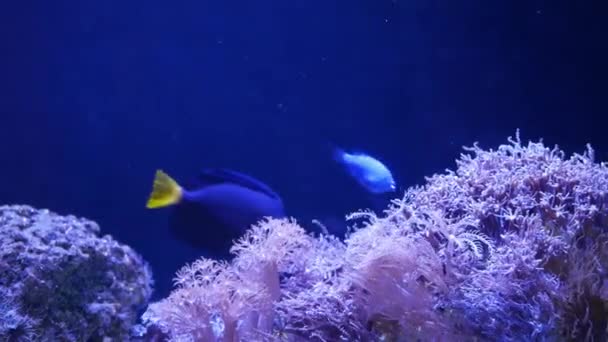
left=140, top=131, right=608, bottom=341
left=140, top=218, right=314, bottom=341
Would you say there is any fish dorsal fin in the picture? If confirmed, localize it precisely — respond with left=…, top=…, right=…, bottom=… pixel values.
left=197, top=168, right=281, bottom=199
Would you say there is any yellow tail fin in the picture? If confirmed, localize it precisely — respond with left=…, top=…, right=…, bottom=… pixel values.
left=146, top=170, right=183, bottom=209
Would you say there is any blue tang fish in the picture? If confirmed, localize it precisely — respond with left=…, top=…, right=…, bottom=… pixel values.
left=333, top=147, right=397, bottom=194
left=146, top=169, right=286, bottom=255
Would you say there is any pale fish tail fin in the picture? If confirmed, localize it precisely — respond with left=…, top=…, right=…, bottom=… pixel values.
left=328, top=142, right=347, bottom=164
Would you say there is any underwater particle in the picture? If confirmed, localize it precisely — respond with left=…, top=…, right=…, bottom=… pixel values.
left=146, top=168, right=286, bottom=254
left=332, top=146, right=397, bottom=193
left=0, top=204, right=153, bottom=341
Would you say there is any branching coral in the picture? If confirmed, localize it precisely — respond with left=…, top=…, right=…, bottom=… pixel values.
left=139, top=131, right=608, bottom=341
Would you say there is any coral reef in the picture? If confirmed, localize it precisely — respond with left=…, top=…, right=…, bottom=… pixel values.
left=139, top=131, right=608, bottom=341
left=0, top=205, right=153, bottom=341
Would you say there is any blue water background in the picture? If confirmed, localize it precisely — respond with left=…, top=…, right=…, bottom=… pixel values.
left=1, top=0, right=606, bottom=298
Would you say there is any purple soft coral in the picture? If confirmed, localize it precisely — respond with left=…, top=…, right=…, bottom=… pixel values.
left=139, top=131, right=608, bottom=341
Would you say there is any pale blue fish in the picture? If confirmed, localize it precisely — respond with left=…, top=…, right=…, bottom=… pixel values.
left=332, top=147, right=397, bottom=194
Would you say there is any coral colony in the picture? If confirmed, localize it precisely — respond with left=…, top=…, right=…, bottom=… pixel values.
left=0, top=205, right=152, bottom=341
left=2, top=132, right=607, bottom=341
left=139, top=132, right=608, bottom=341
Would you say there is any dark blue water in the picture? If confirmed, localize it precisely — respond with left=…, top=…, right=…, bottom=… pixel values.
left=1, top=0, right=606, bottom=299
